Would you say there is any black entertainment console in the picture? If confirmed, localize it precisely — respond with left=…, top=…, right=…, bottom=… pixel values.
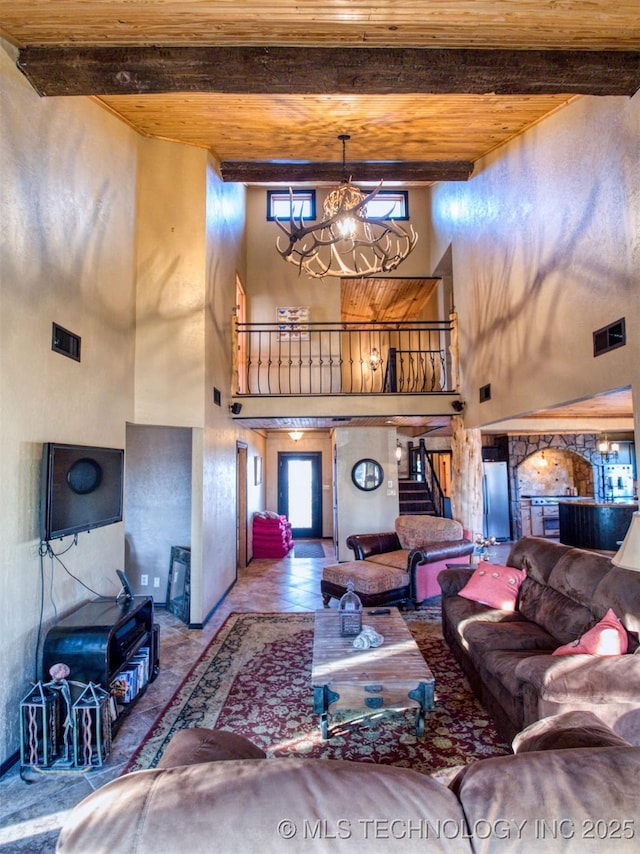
left=42, top=595, right=159, bottom=729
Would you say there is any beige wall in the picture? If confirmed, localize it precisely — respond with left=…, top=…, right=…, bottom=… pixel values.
left=200, top=159, right=250, bottom=623
left=134, top=139, right=207, bottom=427
left=429, top=94, right=640, bottom=443
left=333, top=427, right=400, bottom=561
left=0, top=42, right=252, bottom=763
left=0, top=42, right=138, bottom=764
left=245, top=185, right=431, bottom=324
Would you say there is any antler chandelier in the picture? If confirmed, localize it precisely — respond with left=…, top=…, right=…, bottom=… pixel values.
left=275, top=135, right=418, bottom=279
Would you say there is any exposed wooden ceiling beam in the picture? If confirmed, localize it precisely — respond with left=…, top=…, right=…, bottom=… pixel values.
left=17, top=46, right=640, bottom=98
left=219, top=161, right=474, bottom=183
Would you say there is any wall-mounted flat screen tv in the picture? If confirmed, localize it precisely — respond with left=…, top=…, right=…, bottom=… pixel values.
left=40, top=443, right=124, bottom=541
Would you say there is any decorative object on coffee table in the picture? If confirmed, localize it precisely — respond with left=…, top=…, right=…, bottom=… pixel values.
left=338, top=579, right=362, bottom=636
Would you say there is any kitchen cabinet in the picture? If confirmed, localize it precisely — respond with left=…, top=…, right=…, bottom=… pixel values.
left=531, top=505, right=544, bottom=537
left=520, top=501, right=532, bottom=537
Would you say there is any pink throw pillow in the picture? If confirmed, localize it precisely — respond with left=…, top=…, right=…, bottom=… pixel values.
left=553, top=608, right=628, bottom=656
left=458, top=563, right=526, bottom=611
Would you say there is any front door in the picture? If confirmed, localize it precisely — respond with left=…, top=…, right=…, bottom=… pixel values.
left=278, top=452, right=322, bottom=538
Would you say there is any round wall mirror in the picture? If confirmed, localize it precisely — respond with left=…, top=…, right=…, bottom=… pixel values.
left=351, top=458, right=384, bottom=492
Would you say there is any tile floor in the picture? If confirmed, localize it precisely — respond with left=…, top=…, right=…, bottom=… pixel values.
left=0, top=538, right=513, bottom=852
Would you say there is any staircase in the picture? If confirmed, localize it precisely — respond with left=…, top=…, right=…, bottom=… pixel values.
left=398, top=480, right=436, bottom=516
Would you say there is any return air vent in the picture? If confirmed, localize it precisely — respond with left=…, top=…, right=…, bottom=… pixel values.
left=593, top=318, right=625, bottom=356
left=479, top=383, right=492, bottom=403
left=51, top=323, right=81, bottom=361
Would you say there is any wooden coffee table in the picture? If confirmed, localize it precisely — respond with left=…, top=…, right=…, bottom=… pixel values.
left=311, top=607, right=435, bottom=739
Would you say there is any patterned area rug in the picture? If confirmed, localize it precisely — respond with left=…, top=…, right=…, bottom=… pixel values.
left=126, top=611, right=509, bottom=775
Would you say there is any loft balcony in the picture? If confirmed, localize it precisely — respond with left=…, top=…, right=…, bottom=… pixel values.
left=231, top=320, right=462, bottom=422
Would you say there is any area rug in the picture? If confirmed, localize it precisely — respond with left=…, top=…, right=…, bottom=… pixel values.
left=126, top=611, right=509, bottom=775
left=292, top=541, right=326, bottom=558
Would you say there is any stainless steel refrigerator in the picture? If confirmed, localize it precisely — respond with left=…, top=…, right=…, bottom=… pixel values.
left=483, top=461, right=511, bottom=541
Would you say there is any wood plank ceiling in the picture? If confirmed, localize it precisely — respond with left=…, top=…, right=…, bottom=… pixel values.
left=2, top=2, right=639, bottom=183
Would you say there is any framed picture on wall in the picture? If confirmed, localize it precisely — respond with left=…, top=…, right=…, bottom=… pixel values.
left=277, top=306, right=310, bottom=341
left=254, top=455, right=263, bottom=486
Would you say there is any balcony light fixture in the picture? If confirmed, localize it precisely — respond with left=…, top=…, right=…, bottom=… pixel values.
left=289, top=430, right=303, bottom=442
left=369, top=348, right=381, bottom=372
left=274, top=135, right=418, bottom=279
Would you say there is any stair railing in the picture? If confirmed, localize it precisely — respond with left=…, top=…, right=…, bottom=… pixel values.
left=407, top=440, right=448, bottom=518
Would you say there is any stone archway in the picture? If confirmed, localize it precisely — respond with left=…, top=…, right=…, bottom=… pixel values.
left=508, top=434, right=601, bottom=539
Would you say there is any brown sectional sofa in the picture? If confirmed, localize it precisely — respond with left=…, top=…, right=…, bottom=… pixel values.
left=57, top=723, right=640, bottom=853
left=439, top=536, right=640, bottom=745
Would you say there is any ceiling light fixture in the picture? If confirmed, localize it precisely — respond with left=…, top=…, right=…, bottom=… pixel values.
left=598, top=435, right=619, bottom=461
left=275, top=135, right=418, bottom=279
left=289, top=430, right=303, bottom=442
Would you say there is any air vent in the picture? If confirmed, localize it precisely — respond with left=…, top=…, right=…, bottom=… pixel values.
left=593, top=318, right=625, bottom=357
left=479, top=383, right=492, bottom=403
left=51, top=323, right=81, bottom=361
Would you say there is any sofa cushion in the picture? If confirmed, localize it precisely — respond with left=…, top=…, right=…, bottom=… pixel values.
left=365, top=549, right=412, bottom=572
left=462, top=619, right=557, bottom=654
left=547, top=549, right=612, bottom=608
left=156, top=728, right=266, bottom=769
left=515, top=652, right=640, bottom=704
left=518, top=576, right=597, bottom=645
left=479, top=648, right=549, bottom=698
left=57, top=758, right=471, bottom=854
left=458, top=563, right=526, bottom=611
left=592, top=565, right=640, bottom=641
left=442, top=596, right=524, bottom=649
left=506, top=536, right=572, bottom=583
left=395, top=514, right=463, bottom=549
left=512, top=711, right=631, bottom=753
left=552, top=608, right=628, bottom=656
left=322, top=560, right=409, bottom=596
left=452, top=746, right=640, bottom=852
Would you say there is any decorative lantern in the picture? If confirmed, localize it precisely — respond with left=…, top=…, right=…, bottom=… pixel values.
left=20, top=681, right=60, bottom=774
left=72, top=682, right=112, bottom=769
left=338, top=579, right=363, bottom=637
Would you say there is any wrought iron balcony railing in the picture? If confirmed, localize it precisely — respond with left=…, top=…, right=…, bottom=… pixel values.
left=233, top=320, right=455, bottom=396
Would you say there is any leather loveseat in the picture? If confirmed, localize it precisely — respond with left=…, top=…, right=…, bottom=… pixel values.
left=57, top=719, right=640, bottom=853
left=438, top=536, right=640, bottom=745
left=321, top=515, right=473, bottom=608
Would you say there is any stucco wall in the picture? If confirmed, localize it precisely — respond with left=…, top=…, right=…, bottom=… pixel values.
left=245, top=185, right=431, bottom=325
left=429, top=94, right=639, bottom=441
left=333, top=427, right=400, bottom=561
left=0, top=42, right=138, bottom=765
left=134, top=138, right=207, bottom=427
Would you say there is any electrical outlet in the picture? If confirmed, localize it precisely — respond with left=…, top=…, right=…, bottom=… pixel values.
left=141, top=574, right=148, bottom=586
left=153, top=576, right=160, bottom=588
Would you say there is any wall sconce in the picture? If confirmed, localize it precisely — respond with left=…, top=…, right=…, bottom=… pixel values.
left=539, top=451, right=548, bottom=467
left=369, top=348, right=381, bottom=372
left=289, top=430, right=303, bottom=442
left=229, top=403, right=243, bottom=415
left=395, top=442, right=402, bottom=462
